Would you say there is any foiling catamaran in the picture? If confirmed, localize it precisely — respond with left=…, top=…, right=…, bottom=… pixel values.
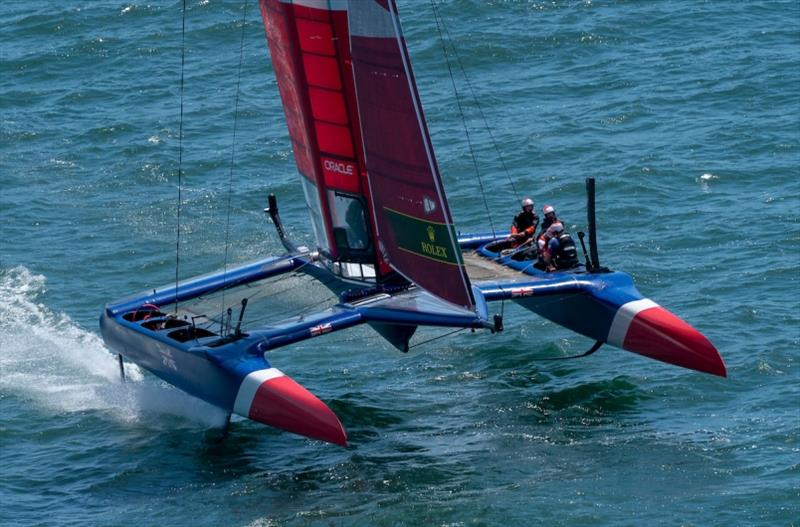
left=100, top=0, right=725, bottom=447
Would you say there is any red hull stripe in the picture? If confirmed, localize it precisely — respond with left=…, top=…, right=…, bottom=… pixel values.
left=253, top=376, right=348, bottom=446
left=233, top=367, right=285, bottom=416
left=233, top=368, right=348, bottom=445
left=607, top=299, right=658, bottom=347
left=625, top=306, right=726, bottom=377
left=608, top=300, right=726, bottom=377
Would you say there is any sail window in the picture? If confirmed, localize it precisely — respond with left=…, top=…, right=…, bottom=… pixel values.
left=332, top=261, right=376, bottom=281
left=330, top=192, right=370, bottom=251
left=300, top=177, right=329, bottom=252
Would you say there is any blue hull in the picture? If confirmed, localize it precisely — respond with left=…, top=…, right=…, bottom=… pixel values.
left=472, top=241, right=726, bottom=376
left=99, top=233, right=725, bottom=445
left=100, top=308, right=251, bottom=411
left=473, top=244, right=643, bottom=344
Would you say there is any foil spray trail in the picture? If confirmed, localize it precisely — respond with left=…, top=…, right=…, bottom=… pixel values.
left=0, top=266, right=228, bottom=428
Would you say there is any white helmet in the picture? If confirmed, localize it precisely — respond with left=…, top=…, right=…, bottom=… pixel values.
left=543, top=204, right=555, bottom=215
left=547, top=222, right=564, bottom=236
left=521, top=197, right=534, bottom=208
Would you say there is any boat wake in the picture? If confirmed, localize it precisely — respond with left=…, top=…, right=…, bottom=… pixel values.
left=0, top=266, right=227, bottom=428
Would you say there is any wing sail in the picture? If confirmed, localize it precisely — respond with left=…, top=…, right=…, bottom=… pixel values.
left=259, top=0, right=474, bottom=309
left=348, top=0, right=474, bottom=309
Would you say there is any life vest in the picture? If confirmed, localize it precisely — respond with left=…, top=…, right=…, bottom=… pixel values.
left=553, top=233, right=579, bottom=269
left=539, top=216, right=555, bottom=235
left=511, top=211, right=538, bottom=235
left=510, top=211, right=539, bottom=247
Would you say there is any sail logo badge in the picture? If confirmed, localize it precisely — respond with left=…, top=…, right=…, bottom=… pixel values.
left=420, top=222, right=448, bottom=260
left=420, top=239, right=448, bottom=260
left=423, top=196, right=436, bottom=215
left=384, top=208, right=458, bottom=265
left=321, top=157, right=355, bottom=179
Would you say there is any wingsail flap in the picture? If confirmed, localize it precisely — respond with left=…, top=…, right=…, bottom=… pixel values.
left=348, top=0, right=475, bottom=310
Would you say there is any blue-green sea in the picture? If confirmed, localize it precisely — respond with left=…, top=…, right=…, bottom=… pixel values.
left=2, top=1, right=798, bottom=525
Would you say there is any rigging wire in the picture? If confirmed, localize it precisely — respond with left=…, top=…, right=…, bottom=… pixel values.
left=220, top=0, right=250, bottom=327
left=409, top=327, right=467, bottom=349
left=430, top=0, right=520, bottom=204
left=430, top=0, right=496, bottom=237
left=173, top=0, right=188, bottom=312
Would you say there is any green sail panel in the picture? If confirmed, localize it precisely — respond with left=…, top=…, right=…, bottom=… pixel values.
left=384, top=208, right=464, bottom=267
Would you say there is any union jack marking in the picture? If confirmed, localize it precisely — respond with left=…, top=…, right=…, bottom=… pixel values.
left=511, top=287, right=535, bottom=298
left=310, top=323, right=333, bottom=337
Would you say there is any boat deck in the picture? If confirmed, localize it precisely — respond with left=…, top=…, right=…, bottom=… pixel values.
left=156, top=253, right=535, bottom=329
left=462, top=251, right=531, bottom=283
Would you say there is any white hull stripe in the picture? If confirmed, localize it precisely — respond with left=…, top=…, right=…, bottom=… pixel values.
left=606, top=299, right=659, bottom=348
left=233, top=368, right=285, bottom=417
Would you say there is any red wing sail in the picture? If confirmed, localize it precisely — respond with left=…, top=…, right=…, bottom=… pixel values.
left=259, top=0, right=389, bottom=278
left=259, top=0, right=473, bottom=309
left=348, top=0, right=474, bottom=309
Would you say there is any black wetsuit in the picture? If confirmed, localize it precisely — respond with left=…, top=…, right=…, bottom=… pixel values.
left=511, top=211, right=539, bottom=238
left=552, top=233, right=579, bottom=270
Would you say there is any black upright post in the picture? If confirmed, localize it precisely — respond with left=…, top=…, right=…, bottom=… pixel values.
left=586, top=178, right=601, bottom=270
left=267, top=194, right=284, bottom=239
left=266, top=193, right=297, bottom=252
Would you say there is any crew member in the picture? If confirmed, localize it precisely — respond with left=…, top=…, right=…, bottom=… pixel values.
left=509, top=197, right=539, bottom=247
left=542, top=223, right=580, bottom=272
left=536, top=221, right=561, bottom=269
left=539, top=204, right=559, bottom=236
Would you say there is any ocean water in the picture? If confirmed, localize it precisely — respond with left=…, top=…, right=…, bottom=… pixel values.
left=1, top=1, right=798, bottom=525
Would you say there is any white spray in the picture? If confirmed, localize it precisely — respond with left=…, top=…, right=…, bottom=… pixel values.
left=0, top=266, right=228, bottom=428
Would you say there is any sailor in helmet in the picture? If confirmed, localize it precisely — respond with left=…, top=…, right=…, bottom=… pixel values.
left=539, top=204, right=559, bottom=236
left=535, top=204, right=560, bottom=257
left=509, top=197, right=539, bottom=247
left=541, top=222, right=580, bottom=272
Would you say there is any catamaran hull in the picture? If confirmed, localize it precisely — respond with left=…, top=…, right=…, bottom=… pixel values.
left=100, top=308, right=348, bottom=446
left=98, top=233, right=723, bottom=449
left=474, top=245, right=726, bottom=377
left=508, top=281, right=726, bottom=377
left=101, top=310, right=242, bottom=409
left=98, top=252, right=487, bottom=446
